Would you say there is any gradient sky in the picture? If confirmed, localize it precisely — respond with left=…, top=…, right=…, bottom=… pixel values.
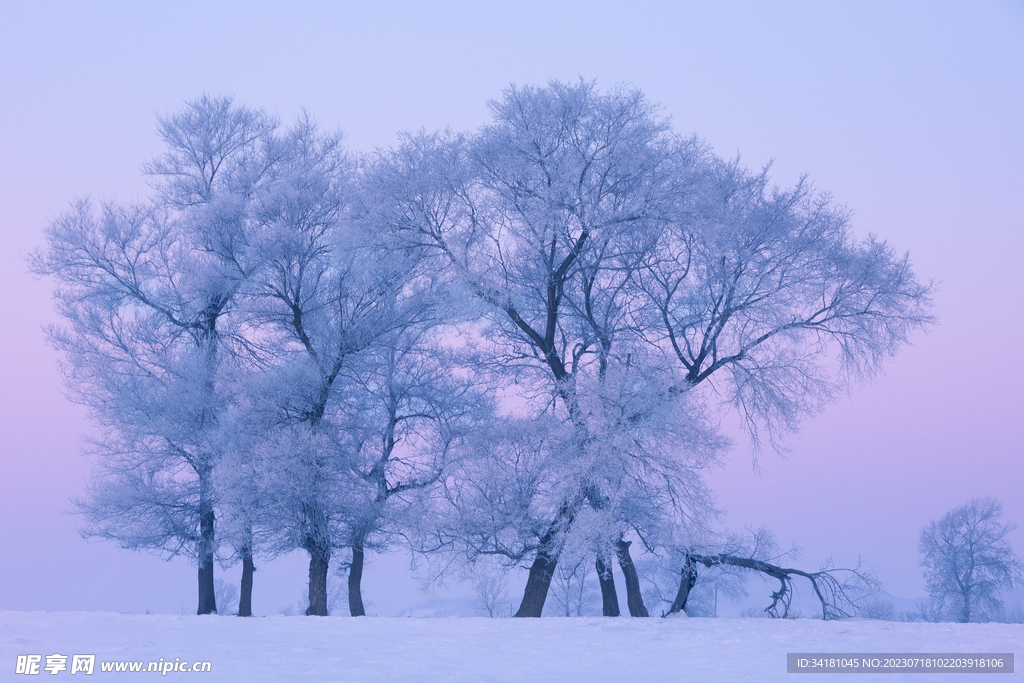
left=2, top=1, right=1022, bottom=615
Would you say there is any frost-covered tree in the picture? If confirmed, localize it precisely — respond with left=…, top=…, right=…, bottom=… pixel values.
left=237, top=118, right=380, bottom=616
left=370, top=80, right=721, bottom=617
left=639, top=156, right=934, bottom=449
left=636, top=135, right=933, bottom=609
left=471, top=558, right=512, bottom=618
left=341, top=322, right=488, bottom=616
left=548, top=545, right=601, bottom=617
left=919, top=497, right=1022, bottom=622
left=34, top=84, right=935, bottom=621
left=663, top=529, right=881, bottom=620
left=237, top=116, right=478, bottom=616
left=214, top=368, right=289, bottom=616
left=32, top=96, right=277, bottom=614
left=370, top=79, right=932, bottom=618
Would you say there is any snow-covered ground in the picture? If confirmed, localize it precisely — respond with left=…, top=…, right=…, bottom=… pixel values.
left=2, top=612, right=1020, bottom=682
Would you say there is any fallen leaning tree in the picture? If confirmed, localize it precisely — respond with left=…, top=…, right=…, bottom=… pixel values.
left=665, top=552, right=880, bottom=620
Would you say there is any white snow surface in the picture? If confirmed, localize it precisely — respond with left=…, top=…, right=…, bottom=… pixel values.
left=2, top=611, right=1019, bottom=682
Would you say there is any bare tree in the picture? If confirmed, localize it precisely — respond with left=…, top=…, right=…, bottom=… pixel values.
left=549, top=553, right=597, bottom=617
left=472, top=561, right=511, bottom=618
left=670, top=553, right=879, bottom=620
left=919, top=497, right=1022, bottom=622
left=213, top=578, right=239, bottom=616
left=664, top=530, right=880, bottom=620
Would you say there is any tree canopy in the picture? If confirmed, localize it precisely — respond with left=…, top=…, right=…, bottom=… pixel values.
left=34, top=82, right=934, bottom=618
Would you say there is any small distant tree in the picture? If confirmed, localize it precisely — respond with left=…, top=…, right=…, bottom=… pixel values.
left=549, top=553, right=597, bottom=617
left=919, top=497, right=1022, bottom=623
left=471, top=561, right=511, bottom=617
left=213, top=578, right=239, bottom=616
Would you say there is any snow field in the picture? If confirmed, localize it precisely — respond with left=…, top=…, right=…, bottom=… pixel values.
left=2, top=611, right=1020, bottom=682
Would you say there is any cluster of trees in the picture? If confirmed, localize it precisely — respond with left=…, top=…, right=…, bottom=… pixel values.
left=34, top=81, right=934, bottom=618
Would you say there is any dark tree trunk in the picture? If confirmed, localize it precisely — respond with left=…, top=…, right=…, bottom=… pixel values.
left=515, top=546, right=559, bottom=617
left=515, top=504, right=577, bottom=617
left=195, top=316, right=222, bottom=618
left=595, top=553, right=621, bottom=617
left=665, top=555, right=697, bottom=616
left=615, top=540, right=649, bottom=617
left=238, top=546, right=254, bottom=617
left=348, top=542, right=366, bottom=617
left=306, top=545, right=331, bottom=616
left=196, top=508, right=217, bottom=615
left=197, top=560, right=216, bottom=615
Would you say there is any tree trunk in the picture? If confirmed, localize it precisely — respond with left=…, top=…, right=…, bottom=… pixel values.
left=615, top=540, right=649, bottom=617
left=348, top=542, right=366, bottom=617
left=196, top=508, right=217, bottom=615
left=595, top=553, right=621, bottom=616
left=515, top=504, right=576, bottom=617
left=515, top=546, right=559, bottom=617
left=665, top=555, right=697, bottom=617
left=238, top=546, right=254, bottom=617
left=306, top=546, right=331, bottom=616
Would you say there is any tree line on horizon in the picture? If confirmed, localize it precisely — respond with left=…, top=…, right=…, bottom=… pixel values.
left=33, top=81, right=939, bottom=619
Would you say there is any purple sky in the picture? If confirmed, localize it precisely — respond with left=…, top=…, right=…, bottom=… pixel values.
left=2, top=1, right=1021, bottom=615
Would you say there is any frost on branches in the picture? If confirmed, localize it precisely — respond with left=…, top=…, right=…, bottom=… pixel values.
left=34, top=82, right=933, bottom=618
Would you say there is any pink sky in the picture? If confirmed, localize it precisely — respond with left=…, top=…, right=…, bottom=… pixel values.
left=1, top=1, right=1021, bottom=614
